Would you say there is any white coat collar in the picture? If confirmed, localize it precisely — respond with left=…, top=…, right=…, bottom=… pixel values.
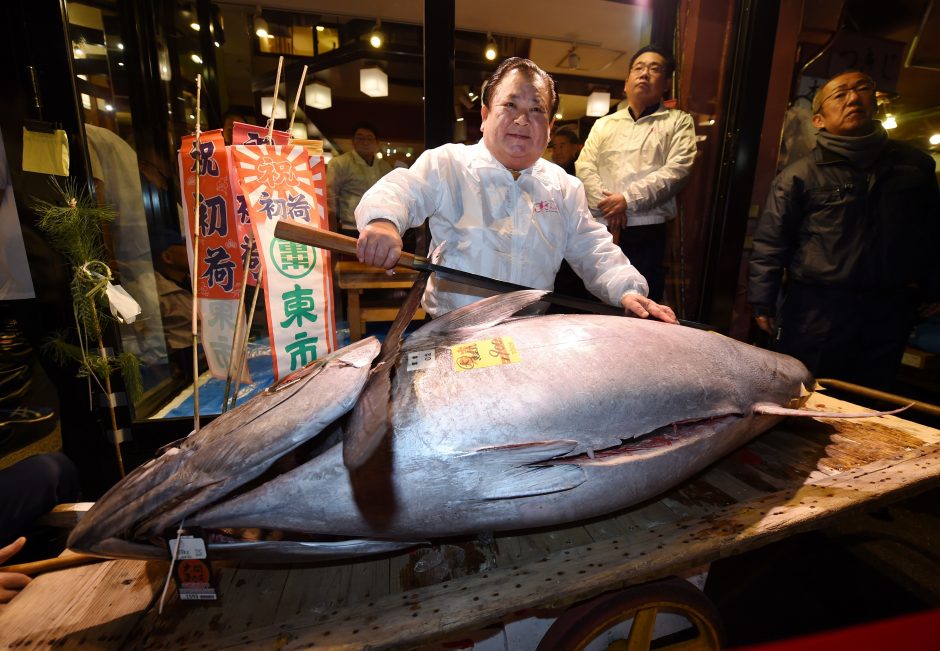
left=468, top=142, right=553, bottom=185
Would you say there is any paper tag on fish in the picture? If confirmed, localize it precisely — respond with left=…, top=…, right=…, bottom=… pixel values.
left=451, top=336, right=520, bottom=372
left=170, top=535, right=207, bottom=560
left=406, top=349, right=435, bottom=371
left=166, top=528, right=218, bottom=602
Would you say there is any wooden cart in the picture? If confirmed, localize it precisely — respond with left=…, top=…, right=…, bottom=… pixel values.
left=2, top=392, right=940, bottom=650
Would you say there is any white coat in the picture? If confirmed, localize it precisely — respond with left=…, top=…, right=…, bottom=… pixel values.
left=356, top=142, right=647, bottom=316
left=577, top=104, right=696, bottom=227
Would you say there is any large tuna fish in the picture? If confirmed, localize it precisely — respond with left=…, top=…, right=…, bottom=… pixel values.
left=69, top=290, right=820, bottom=562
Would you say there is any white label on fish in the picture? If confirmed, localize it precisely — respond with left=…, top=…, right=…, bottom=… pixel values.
left=406, top=349, right=435, bottom=371
left=171, top=535, right=207, bottom=560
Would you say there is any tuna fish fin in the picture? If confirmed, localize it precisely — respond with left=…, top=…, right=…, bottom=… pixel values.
left=479, top=464, right=586, bottom=499
left=752, top=402, right=911, bottom=418
left=463, top=440, right=586, bottom=499
left=403, top=289, right=548, bottom=350
left=345, top=271, right=431, bottom=470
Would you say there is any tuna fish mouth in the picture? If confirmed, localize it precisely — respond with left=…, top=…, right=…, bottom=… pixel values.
left=80, top=420, right=424, bottom=559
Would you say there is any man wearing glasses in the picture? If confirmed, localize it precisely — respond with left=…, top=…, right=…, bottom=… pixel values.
left=748, top=70, right=940, bottom=389
left=327, top=122, right=392, bottom=236
left=577, top=45, right=697, bottom=302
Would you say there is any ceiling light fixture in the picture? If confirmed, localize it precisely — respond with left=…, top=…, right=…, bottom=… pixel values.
left=360, top=66, right=388, bottom=97
left=567, top=46, right=580, bottom=69
left=191, top=53, right=203, bottom=64
left=554, top=44, right=582, bottom=69
left=484, top=32, right=497, bottom=61
left=291, top=123, right=308, bottom=140
left=260, top=97, right=286, bottom=118
left=253, top=6, right=269, bottom=39
left=190, top=22, right=200, bottom=31
left=369, top=19, right=384, bottom=48
left=883, top=114, right=898, bottom=129
left=930, top=133, right=940, bottom=145
left=305, top=81, right=332, bottom=109
left=211, top=8, right=225, bottom=47
left=586, top=89, right=611, bottom=117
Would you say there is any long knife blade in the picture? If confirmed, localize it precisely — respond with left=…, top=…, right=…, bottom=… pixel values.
left=273, top=221, right=713, bottom=329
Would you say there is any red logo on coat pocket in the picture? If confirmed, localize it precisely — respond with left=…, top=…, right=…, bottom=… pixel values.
left=533, top=200, right=559, bottom=213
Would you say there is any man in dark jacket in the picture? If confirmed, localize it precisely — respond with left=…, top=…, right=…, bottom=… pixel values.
left=747, top=70, right=940, bottom=389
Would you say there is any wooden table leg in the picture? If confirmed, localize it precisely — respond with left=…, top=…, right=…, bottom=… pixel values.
left=348, top=290, right=362, bottom=341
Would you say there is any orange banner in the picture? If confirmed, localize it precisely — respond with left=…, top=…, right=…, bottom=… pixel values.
left=179, top=129, right=241, bottom=300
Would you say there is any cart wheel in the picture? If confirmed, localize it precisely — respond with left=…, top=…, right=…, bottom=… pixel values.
left=535, top=577, right=722, bottom=651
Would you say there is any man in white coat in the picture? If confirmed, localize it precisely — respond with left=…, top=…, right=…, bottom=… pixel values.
left=353, top=57, right=676, bottom=323
left=577, top=45, right=696, bottom=301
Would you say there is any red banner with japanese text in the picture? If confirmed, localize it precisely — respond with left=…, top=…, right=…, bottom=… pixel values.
left=231, top=143, right=336, bottom=381
left=178, top=129, right=249, bottom=381
left=228, top=123, right=290, bottom=287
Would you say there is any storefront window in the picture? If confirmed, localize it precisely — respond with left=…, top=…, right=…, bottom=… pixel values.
left=67, top=2, right=179, bottom=420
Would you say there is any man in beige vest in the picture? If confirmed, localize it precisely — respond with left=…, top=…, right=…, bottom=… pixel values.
left=327, top=122, right=392, bottom=236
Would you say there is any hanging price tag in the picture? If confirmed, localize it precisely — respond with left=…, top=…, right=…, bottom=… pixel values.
left=166, top=527, right=218, bottom=601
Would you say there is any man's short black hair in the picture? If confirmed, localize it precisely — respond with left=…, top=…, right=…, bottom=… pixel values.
left=552, top=129, right=581, bottom=145
left=629, top=44, right=676, bottom=78
left=481, top=57, right=559, bottom=117
left=351, top=121, right=379, bottom=138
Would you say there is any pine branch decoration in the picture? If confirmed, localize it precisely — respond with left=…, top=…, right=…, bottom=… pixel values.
left=33, top=179, right=141, bottom=403
left=34, top=178, right=113, bottom=267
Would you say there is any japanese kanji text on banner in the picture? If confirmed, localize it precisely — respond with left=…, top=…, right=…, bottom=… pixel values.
left=232, top=143, right=336, bottom=381
left=177, top=129, right=249, bottom=382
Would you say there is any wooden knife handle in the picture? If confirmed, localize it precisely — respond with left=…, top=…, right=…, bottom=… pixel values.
left=273, top=221, right=421, bottom=269
left=0, top=550, right=104, bottom=576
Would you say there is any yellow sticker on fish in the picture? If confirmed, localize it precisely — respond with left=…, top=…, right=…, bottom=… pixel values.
left=451, top=336, right=520, bottom=372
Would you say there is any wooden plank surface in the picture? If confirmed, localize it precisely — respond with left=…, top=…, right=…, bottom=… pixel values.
left=2, top=393, right=939, bottom=650
left=0, top=560, right=160, bottom=649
